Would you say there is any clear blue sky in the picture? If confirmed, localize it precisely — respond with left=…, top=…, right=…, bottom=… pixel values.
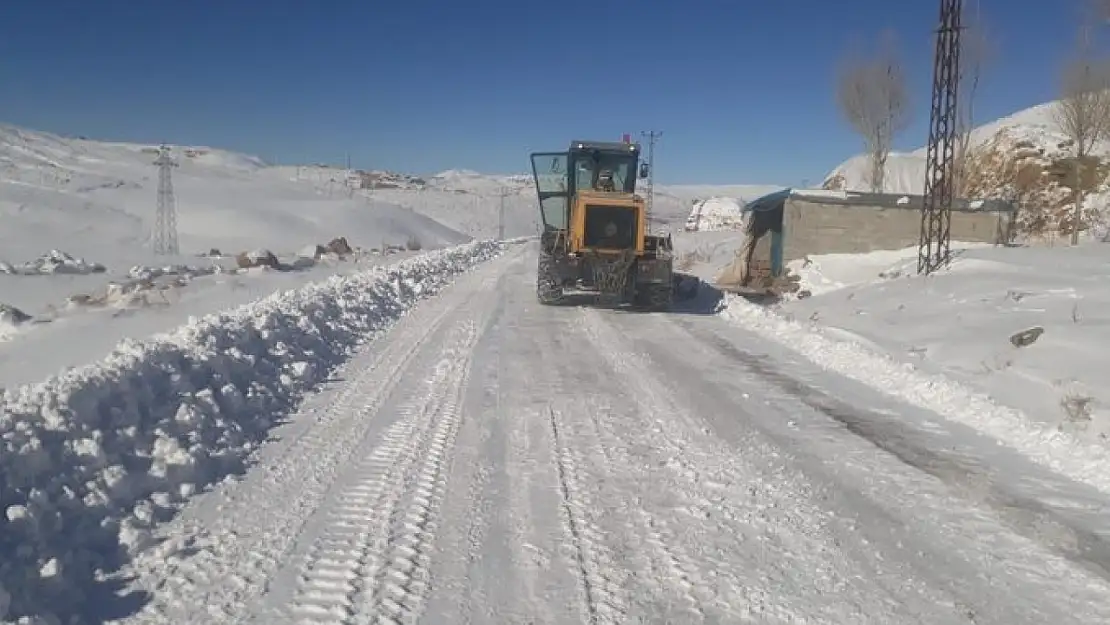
left=0, top=0, right=1096, bottom=184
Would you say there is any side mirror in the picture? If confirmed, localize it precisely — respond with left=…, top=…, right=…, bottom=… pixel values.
left=639, top=163, right=650, bottom=178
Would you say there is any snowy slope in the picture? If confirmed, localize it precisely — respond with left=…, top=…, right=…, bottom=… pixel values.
left=822, top=99, right=1110, bottom=239
left=823, top=101, right=1082, bottom=195
left=0, top=124, right=469, bottom=262
left=368, top=175, right=542, bottom=241
left=0, top=123, right=476, bottom=387
left=823, top=151, right=928, bottom=195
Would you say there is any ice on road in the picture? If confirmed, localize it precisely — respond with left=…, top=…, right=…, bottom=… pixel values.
left=117, top=245, right=1110, bottom=624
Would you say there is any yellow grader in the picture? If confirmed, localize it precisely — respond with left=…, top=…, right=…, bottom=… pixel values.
left=529, top=140, right=677, bottom=310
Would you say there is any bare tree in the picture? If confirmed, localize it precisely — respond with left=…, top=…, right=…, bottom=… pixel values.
left=1054, top=6, right=1110, bottom=244
left=836, top=30, right=912, bottom=193
left=1092, top=0, right=1110, bottom=22
left=953, top=6, right=996, bottom=198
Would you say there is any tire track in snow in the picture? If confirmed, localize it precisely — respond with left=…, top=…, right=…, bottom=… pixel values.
left=274, top=320, right=478, bottom=625
left=578, top=306, right=1022, bottom=622
left=132, top=312, right=457, bottom=624
left=410, top=262, right=531, bottom=625
left=417, top=371, right=497, bottom=625
left=547, top=404, right=630, bottom=625
left=123, top=255, right=514, bottom=625
left=283, top=416, right=417, bottom=624
left=578, top=399, right=714, bottom=621
left=539, top=308, right=722, bottom=620
left=539, top=309, right=710, bottom=621
left=574, top=307, right=790, bottom=620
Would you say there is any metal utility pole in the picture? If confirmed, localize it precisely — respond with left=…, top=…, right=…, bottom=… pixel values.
left=153, top=144, right=179, bottom=255
left=641, top=130, right=662, bottom=232
left=498, top=186, right=508, bottom=240
left=345, top=153, right=354, bottom=198
left=917, top=0, right=963, bottom=275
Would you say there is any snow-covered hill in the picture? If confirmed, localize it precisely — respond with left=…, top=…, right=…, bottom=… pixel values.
left=823, top=101, right=1082, bottom=195
left=0, top=124, right=470, bottom=262
left=0, top=123, right=477, bottom=383
left=823, top=100, right=1110, bottom=239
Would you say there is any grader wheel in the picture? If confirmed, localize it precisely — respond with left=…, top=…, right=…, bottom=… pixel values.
left=536, top=249, right=564, bottom=305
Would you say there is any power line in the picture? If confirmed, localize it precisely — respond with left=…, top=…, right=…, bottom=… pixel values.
left=153, top=144, right=179, bottom=255
left=641, top=130, right=662, bottom=232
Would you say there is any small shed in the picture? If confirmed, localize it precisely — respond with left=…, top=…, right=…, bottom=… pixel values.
left=735, top=188, right=1016, bottom=279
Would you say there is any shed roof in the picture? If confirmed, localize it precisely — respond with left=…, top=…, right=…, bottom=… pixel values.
left=742, top=187, right=1015, bottom=214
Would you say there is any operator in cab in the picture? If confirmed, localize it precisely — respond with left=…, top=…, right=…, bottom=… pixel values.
left=595, top=169, right=616, bottom=192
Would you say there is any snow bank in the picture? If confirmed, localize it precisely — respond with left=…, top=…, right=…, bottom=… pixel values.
left=0, top=239, right=503, bottom=623
left=720, top=291, right=1110, bottom=502
left=786, top=243, right=991, bottom=297
left=685, top=197, right=749, bottom=232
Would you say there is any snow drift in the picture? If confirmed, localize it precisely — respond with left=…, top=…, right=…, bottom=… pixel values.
left=0, top=240, right=503, bottom=623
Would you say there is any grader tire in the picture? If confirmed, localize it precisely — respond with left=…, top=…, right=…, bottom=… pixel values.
left=634, top=282, right=673, bottom=312
left=646, top=283, right=674, bottom=312
left=536, top=250, right=564, bottom=305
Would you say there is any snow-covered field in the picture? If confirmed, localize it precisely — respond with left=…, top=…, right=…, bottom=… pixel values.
left=0, top=251, right=432, bottom=389
left=0, top=125, right=492, bottom=389
left=671, top=227, right=1110, bottom=454
left=672, top=226, right=1110, bottom=492
left=771, top=243, right=1110, bottom=450
left=0, top=125, right=469, bottom=262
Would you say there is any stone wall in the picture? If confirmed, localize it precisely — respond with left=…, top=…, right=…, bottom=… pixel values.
left=780, top=195, right=1015, bottom=262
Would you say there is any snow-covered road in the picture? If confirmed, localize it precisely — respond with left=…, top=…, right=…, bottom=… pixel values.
left=113, top=244, right=1110, bottom=624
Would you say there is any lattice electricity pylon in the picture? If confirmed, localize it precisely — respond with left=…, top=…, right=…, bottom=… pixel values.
left=153, top=144, right=180, bottom=255
left=917, top=0, right=963, bottom=275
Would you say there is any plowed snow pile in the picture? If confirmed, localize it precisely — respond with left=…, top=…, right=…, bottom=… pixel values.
left=684, top=196, right=749, bottom=231
left=0, top=240, right=502, bottom=623
left=720, top=242, right=1110, bottom=497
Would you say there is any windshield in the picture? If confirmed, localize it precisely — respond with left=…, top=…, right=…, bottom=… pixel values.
left=571, top=151, right=635, bottom=193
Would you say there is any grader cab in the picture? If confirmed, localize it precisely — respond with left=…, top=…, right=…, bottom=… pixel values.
left=529, top=140, right=674, bottom=310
